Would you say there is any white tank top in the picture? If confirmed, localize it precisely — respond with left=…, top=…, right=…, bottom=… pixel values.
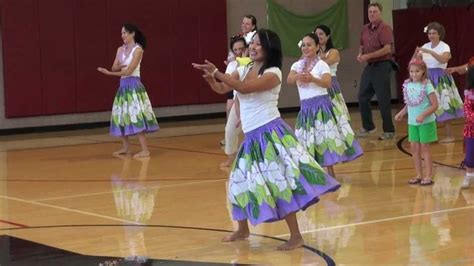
left=321, top=51, right=338, bottom=76
left=120, top=44, right=141, bottom=78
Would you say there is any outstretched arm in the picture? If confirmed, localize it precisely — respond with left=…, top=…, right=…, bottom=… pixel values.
left=446, top=63, right=469, bottom=75
left=202, top=71, right=237, bottom=95
left=193, top=60, right=280, bottom=94
left=418, top=48, right=450, bottom=64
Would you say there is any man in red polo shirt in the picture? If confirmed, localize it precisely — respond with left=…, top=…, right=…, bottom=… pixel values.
left=357, top=2, right=395, bottom=140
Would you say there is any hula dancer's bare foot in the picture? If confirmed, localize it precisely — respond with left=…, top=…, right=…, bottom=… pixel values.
left=221, top=230, right=250, bottom=242
left=133, top=151, right=150, bottom=159
left=134, top=156, right=150, bottom=162
left=438, top=137, right=455, bottom=143
left=277, top=235, right=304, bottom=251
left=112, top=148, right=131, bottom=156
left=220, top=159, right=232, bottom=168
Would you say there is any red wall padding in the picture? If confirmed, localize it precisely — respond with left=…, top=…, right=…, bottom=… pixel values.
left=75, top=0, right=116, bottom=112
left=2, top=0, right=227, bottom=118
left=197, top=0, right=230, bottom=104
left=38, top=0, right=77, bottom=115
left=393, top=7, right=474, bottom=97
left=2, top=0, right=43, bottom=117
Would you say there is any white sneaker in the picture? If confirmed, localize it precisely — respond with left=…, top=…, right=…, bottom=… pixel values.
left=462, top=174, right=474, bottom=189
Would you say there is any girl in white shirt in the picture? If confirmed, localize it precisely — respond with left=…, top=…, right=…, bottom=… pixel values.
left=221, top=36, right=248, bottom=167
left=314, top=24, right=351, bottom=121
left=288, top=33, right=363, bottom=178
left=414, top=21, right=464, bottom=143
left=193, top=29, right=340, bottom=251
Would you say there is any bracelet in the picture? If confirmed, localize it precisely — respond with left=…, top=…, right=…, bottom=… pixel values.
left=212, top=68, right=218, bottom=77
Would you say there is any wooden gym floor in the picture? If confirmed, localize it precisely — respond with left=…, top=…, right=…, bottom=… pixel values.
left=0, top=109, right=472, bottom=265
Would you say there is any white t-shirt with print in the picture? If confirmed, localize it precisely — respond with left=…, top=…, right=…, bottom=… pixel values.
left=290, top=60, right=331, bottom=100
left=421, top=41, right=450, bottom=69
left=236, top=66, right=282, bottom=133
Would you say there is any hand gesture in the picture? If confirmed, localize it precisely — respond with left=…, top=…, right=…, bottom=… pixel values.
left=417, top=47, right=431, bottom=55
left=357, top=53, right=370, bottom=63
left=192, top=60, right=217, bottom=74
left=97, top=67, right=110, bottom=75
left=298, top=73, right=313, bottom=83
left=445, top=67, right=456, bottom=75
left=394, top=112, right=404, bottom=122
left=201, top=69, right=216, bottom=84
left=415, top=114, right=425, bottom=124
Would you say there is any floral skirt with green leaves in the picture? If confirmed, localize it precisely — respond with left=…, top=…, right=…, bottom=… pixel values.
left=228, top=118, right=340, bottom=225
left=110, top=77, right=159, bottom=137
left=295, top=95, right=363, bottom=167
left=428, top=68, right=464, bottom=122
left=328, top=76, right=351, bottom=121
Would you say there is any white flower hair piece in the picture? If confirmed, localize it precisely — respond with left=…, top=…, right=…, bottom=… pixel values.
left=423, top=26, right=428, bottom=33
left=298, top=40, right=303, bottom=48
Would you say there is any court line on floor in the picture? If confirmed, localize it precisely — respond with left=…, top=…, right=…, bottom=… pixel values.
left=0, top=194, right=143, bottom=225
left=397, top=135, right=463, bottom=169
left=34, top=179, right=225, bottom=202
left=0, top=163, right=430, bottom=184
left=0, top=177, right=227, bottom=183
left=276, top=205, right=474, bottom=237
left=0, top=224, right=336, bottom=266
left=0, top=219, right=29, bottom=228
left=0, top=195, right=337, bottom=265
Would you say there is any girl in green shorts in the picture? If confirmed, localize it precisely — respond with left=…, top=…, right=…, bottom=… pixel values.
left=395, top=59, right=439, bottom=186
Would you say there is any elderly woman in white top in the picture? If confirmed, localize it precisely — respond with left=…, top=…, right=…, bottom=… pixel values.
left=414, top=21, right=464, bottom=143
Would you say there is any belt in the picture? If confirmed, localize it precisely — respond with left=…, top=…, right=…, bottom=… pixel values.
left=367, top=60, right=390, bottom=66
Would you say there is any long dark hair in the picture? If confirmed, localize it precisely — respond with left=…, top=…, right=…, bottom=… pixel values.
left=230, top=36, right=247, bottom=51
left=255, top=29, right=282, bottom=75
left=122, top=23, right=147, bottom=49
left=244, top=14, right=258, bottom=31
left=313, top=24, right=333, bottom=52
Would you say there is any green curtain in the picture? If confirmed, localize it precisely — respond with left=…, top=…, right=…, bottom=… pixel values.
left=267, top=0, right=348, bottom=57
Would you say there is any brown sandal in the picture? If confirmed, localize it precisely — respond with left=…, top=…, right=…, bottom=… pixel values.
left=420, top=179, right=434, bottom=186
left=408, top=177, right=422, bottom=185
